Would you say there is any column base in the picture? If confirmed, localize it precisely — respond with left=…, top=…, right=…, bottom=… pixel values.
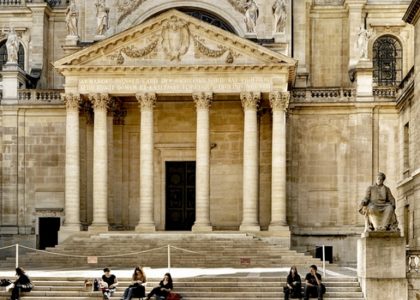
left=239, top=223, right=261, bottom=232
left=192, top=223, right=213, bottom=232
left=88, top=224, right=109, bottom=233
left=135, top=223, right=156, bottom=232
left=268, top=223, right=289, bottom=232
left=58, top=224, right=81, bottom=243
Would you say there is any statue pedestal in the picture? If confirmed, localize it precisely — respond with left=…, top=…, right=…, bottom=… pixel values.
left=94, top=34, right=106, bottom=41
left=357, top=232, right=407, bottom=300
left=65, top=35, right=79, bottom=47
left=1, top=63, right=26, bottom=104
left=354, top=59, right=373, bottom=101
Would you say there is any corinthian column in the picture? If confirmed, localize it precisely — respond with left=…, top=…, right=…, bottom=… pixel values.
left=135, top=92, right=156, bottom=232
left=88, top=93, right=110, bottom=232
left=192, top=92, right=213, bottom=232
left=269, top=91, right=290, bottom=231
left=240, top=92, right=261, bottom=231
left=59, top=93, right=81, bottom=242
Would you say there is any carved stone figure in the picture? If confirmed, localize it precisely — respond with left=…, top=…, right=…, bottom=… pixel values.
left=356, top=26, right=372, bottom=60
left=244, top=0, right=259, bottom=33
left=95, top=0, right=110, bottom=36
left=359, top=172, right=399, bottom=232
left=161, top=17, right=190, bottom=61
left=5, top=27, right=19, bottom=64
left=273, top=0, right=287, bottom=33
left=65, top=0, right=78, bottom=36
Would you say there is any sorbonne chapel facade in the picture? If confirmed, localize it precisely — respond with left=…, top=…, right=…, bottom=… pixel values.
left=1, top=0, right=420, bottom=291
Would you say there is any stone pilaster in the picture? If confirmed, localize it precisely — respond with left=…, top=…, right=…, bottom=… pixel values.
left=192, top=92, right=213, bottom=232
left=345, top=0, right=367, bottom=67
left=135, top=92, right=156, bottom=232
left=59, top=93, right=82, bottom=242
left=240, top=92, right=261, bottom=232
left=88, top=93, right=110, bottom=232
left=268, top=91, right=290, bottom=231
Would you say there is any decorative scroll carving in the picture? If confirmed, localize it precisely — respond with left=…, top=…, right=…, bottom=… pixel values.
left=117, top=0, right=148, bottom=25
left=89, top=93, right=110, bottom=110
left=269, top=91, right=289, bottom=112
left=192, top=36, right=238, bottom=64
left=227, top=0, right=247, bottom=14
left=109, top=37, right=159, bottom=65
left=240, top=92, right=260, bottom=110
left=63, top=93, right=81, bottom=111
left=136, top=92, right=156, bottom=110
left=193, top=92, right=213, bottom=110
left=161, top=17, right=190, bottom=61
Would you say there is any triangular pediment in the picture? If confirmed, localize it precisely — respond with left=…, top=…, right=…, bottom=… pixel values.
left=55, top=9, right=296, bottom=82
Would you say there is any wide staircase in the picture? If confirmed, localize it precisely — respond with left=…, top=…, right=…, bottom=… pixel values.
left=0, top=233, right=365, bottom=299
left=2, top=232, right=323, bottom=268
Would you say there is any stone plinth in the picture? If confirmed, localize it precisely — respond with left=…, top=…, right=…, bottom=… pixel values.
left=357, top=232, right=407, bottom=300
left=354, top=59, right=373, bottom=100
left=1, top=63, right=26, bottom=103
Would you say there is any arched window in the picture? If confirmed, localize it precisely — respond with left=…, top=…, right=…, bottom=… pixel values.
left=372, top=35, right=402, bottom=86
left=0, top=40, right=25, bottom=71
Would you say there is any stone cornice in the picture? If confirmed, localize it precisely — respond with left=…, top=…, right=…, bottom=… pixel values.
left=403, top=0, right=420, bottom=24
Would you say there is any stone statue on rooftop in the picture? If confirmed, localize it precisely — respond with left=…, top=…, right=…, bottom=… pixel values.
left=65, top=0, right=79, bottom=36
left=244, top=0, right=259, bottom=33
left=359, top=172, right=400, bottom=233
left=95, top=0, right=110, bottom=36
left=356, top=26, right=372, bottom=60
left=273, top=0, right=287, bottom=33
left=5, top=27, right=19, bottom=64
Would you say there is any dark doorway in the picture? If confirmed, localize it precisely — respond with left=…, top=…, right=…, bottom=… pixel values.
left=38, top=217, right=60, bottom=250
left=165, top=161, right=196, bottom=230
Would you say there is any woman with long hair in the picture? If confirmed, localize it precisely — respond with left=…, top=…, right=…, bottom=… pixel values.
left=283, top=265, right=302, bottom=299
left=6, top=267, right=33, bottom=300
left=145, top=273, right=173, bottom=300
left=120, top=266, right=147, bottom=300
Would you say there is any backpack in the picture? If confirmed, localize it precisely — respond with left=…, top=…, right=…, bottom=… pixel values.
left=93, top=278, right=99, bottom=291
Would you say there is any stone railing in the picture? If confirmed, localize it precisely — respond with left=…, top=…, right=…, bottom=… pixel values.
left=373, top=86, right=397, bottom=99
left=0, top=0, right=28, bottom=6
left=291, top=88, right=355, bottom=103
left=18, top=89, right=64, bottom=104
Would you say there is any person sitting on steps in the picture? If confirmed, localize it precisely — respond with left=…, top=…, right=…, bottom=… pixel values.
left=6, top=267, right=33, bottom=300
left=303, top=265, right=325, bottom=300
left=101, top=267, right=118, bottom=300
left=145, top=273, right=173, bottom=300
left=284, top=265, right=302, bottom=299
left=121, top=266, right=147, bottom=300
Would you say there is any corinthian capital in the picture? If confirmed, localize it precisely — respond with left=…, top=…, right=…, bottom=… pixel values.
left=88, top=93, right=110, bottom=111
left=240, top=91, right=260, bottom=110
left=193, top=92, right=213, bottom=110
left=62, top=93, right=81, bottom=111
left=269, top=91, right=290, bottom=112
left=136, top=92, right=156, bottom=110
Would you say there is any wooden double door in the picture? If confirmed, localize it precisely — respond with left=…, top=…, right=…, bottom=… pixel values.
left=165, top=161, right=196, bottom=230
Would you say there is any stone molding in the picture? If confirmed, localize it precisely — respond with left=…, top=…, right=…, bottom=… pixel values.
left=136, top=92, right=156, bottom=110
left=88, top=93, right=110, bottom=110
left=193, top=92, right=213, bottom=110
left=62, top=93, right=81, bottom=111
left=269, top=91, right=290, bottom=112
left=240, top=91, right=260, bottom=110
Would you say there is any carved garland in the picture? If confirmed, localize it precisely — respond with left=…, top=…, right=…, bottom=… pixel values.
left=109, top=38, right=159, bottom=65
left=193, top=36, right=238, bottom=64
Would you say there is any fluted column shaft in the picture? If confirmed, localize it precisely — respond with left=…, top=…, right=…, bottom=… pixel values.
left=89, top=93, right=110, bottom=231
left=63, top=94, right=81, bottom=230
left=192, top=92, right=213, bottom=232
left=240, top=92, right=261, bottom=231
left=269, top=91, right=290, bottom=230
left=136, top=92, right=156, bottom=232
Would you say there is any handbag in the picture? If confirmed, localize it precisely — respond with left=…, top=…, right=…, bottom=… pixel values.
left=166, top=292, right=182, bottom=300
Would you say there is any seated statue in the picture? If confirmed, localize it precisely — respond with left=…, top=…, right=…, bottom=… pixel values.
left=359, top=172, right=399, bottom=232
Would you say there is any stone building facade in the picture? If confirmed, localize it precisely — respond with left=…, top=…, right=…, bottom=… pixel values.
left=0, top=0, right=418, bottom=268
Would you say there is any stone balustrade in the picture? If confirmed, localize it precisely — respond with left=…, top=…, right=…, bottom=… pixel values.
left=291, top=87, right=355, bottom=102
left=0, top=0, right=27, bottom=6
left=373, top=86, right=397, bottom=99
left=18, top=89, right=64, bottom=104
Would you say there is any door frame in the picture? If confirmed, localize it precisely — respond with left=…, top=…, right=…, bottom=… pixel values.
left=156, top=143, right=195, bottom=231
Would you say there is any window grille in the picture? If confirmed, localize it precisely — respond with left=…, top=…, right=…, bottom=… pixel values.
left=373, top=35, right=402, bottom=86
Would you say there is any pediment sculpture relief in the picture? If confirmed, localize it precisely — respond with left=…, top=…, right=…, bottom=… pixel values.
left=107, top=16, right=240, bottom=65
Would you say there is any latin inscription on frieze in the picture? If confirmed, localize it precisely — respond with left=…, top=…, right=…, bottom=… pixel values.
left=78, top=77, right=273, bottom=94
